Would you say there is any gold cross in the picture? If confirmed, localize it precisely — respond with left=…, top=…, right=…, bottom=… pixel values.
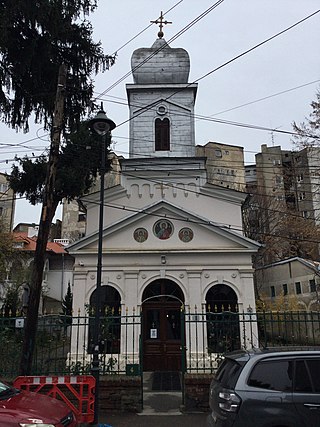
left=150, top=11, right=172, bottom=38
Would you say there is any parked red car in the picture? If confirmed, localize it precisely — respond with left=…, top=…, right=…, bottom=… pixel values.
left=0, top=379, right=78, bottom=426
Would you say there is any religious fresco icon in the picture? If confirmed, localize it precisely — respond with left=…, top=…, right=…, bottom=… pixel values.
left=179, top=227, right=194, bottom=242
left=133, top=228, right=148, bottom=243
left=153, top=219, right=173, bottom=240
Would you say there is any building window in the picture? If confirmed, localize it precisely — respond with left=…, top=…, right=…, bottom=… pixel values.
left=13, top=242, right=24, bottom=248
left=271, top=286, right=276, bottom=298
left=295, top=282, right=302, bottom=295
left=309, top=279, right=316, bottom=293
left=88, top=285, right=121, bottom=354
left=215, top=149, right=222, bottom=157
left=282, top=284, right=288, bottom=296
left=155, top=118, right=170, bottom=151
left=275, top=175, right=282, bottom=185
left=0, top=183, right=8, bottom=193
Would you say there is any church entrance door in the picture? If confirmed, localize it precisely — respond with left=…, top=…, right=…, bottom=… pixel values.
left=142, top=280, right=184, bottom=372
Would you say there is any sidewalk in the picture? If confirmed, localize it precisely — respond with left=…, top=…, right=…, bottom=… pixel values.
left=83, top=372, right=209, bottom=427
left=96, top=412, right=209, bottom=427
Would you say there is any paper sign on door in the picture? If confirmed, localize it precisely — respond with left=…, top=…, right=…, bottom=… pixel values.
left=150, top=329, right=157, bottom=339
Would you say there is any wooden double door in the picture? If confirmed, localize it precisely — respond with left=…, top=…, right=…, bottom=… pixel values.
left=143, top=301, right=183, bottom=371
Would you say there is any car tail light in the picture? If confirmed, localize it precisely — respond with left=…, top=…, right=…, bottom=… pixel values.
left=60, top=412, right=76, bottom=426
left=218, top=390, right=241, bottom=413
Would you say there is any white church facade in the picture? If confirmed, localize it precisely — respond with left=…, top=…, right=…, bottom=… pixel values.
left=67, top=28, right=259, bottom=372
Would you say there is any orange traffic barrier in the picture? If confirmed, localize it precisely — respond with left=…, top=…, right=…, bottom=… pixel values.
left=13, top=375, right=95, bottom=423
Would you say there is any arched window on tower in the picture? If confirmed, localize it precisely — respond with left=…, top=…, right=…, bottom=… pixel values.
left=155, top=118, right=170, bottom=151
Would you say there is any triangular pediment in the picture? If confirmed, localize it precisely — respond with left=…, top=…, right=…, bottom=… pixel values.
left=68, top=200, right=260, bottom=254
left=132, top=97, right=191, bottom=116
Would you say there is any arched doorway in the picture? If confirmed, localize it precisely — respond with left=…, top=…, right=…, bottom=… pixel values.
left=88, top=285, right=121, bottom=354
left=205, top=284, right=240, bottom=353
left=142, top=279, right=184, bottom=371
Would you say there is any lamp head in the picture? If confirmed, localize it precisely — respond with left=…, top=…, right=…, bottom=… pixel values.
left=88, top=109, right=116, bottom=136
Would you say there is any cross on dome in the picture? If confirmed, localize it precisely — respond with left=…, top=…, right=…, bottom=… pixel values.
left=150, top=11, right=172, bottom=38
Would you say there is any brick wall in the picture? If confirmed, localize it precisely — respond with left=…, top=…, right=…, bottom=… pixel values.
left=99, top=374, right=212, bottom=414
left=99, top=376, right=142, bottom=413
left=184, top=374, right=212, bottom=412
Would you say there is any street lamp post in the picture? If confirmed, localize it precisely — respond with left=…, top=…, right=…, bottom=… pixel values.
left=88, top=107, right=116, bottom=426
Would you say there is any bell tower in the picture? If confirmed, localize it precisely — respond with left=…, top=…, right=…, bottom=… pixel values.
left=126, top=14, right=197, bottom=158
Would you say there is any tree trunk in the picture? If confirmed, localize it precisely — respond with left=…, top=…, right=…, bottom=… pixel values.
left=19, top=64, right=67, bottom=375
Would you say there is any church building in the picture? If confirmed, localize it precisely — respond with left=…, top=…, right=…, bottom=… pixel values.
left=68, top=24, right=259, bottom=372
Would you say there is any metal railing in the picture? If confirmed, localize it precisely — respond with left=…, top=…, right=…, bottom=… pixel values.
left=183, top=308, right=320, bottom=373
left=1, top=309, right=319, bottom=378
left=0, top=311, right=141, bottom=379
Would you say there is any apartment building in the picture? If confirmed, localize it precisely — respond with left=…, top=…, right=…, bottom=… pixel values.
left=245, top=144, right=320, bottom=264
left=196, top=141, right=246, bottom=192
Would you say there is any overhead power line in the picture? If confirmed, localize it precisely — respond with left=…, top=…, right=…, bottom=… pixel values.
left=192, top=9, right=320, bottom=86
left=210, top=80, right=320, bottom=117
left=96, top=0, right=225, bottom=98
left=109, top=1, right=184, bottom=57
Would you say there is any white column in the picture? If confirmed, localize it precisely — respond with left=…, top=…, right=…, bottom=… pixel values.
left=239, top=269, right=259, bottom=349
left=121, top=271, right=140, bottom=367
left=186, top=271, right=207, bottom=370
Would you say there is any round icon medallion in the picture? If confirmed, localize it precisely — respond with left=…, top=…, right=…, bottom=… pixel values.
left=153, top=219, right=173, bottom=240
left=179, top=227, right=194, bottom=242
left=133, top=228, right=148, bottom=243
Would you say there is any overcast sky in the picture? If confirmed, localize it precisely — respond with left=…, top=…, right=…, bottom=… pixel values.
left=1, top=0, right=320, bottom=226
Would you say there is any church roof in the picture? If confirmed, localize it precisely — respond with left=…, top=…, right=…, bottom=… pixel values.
left=67, top=199, right=261, bottom=253
left=131, top=37, right=190, bottom=84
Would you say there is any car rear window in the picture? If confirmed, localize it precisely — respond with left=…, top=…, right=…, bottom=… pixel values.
left=215, top=358, right=244, bottom=389
left=306, top=360, right=320, bottom=392
left=295, top=360, right=312, bottom=392
left=248, top=360, right=293, bottom=392
left=295, top=359, right=320, bottom=393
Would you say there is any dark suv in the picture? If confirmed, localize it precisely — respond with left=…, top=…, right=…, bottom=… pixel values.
left=207, top=347, right=320, bottom=427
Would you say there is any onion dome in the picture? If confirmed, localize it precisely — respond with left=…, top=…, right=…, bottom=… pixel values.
left=131, top=37, right=190, bottom=84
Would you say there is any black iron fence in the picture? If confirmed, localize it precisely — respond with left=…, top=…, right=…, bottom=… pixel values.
left=1, top=309, right=319, bottom=378
left=0, top=310, right=141, bottom=380
left=183, top=308, right=320, bottom=373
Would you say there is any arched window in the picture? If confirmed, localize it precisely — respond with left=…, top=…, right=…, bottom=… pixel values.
left=205, top=284, right=240, bottom=353
left=88, top=285, right=121, bottom=354
left=155, top=118, right=170, bottom=151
